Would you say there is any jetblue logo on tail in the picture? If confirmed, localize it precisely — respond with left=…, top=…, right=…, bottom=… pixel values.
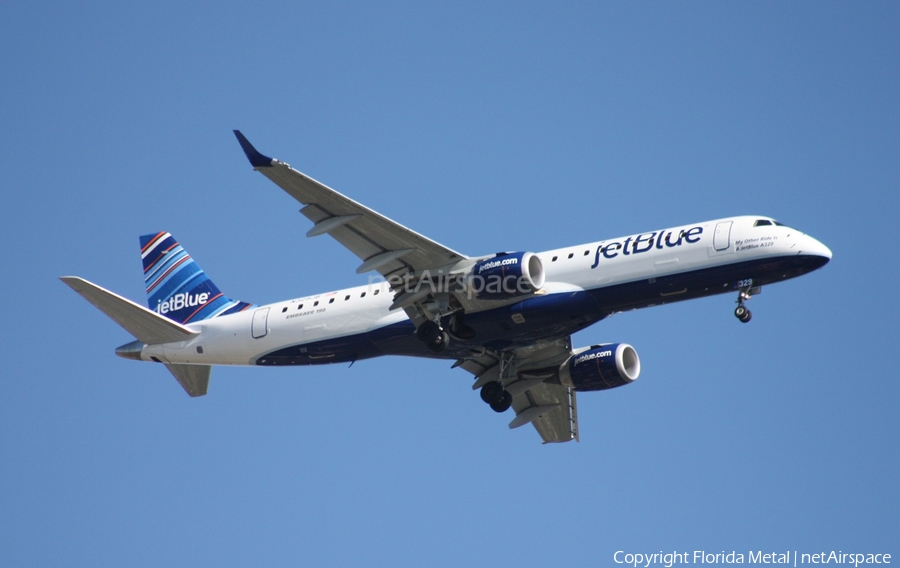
left=140, top=232, right=253, bottom=324
left=156, top=292, right=210, bottom=315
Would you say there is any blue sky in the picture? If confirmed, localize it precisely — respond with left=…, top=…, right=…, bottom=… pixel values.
left=1, top=2, right=897, bottom=566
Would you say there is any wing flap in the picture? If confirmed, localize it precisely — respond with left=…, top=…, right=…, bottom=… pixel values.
left=510, top=382, right=579, bottom=444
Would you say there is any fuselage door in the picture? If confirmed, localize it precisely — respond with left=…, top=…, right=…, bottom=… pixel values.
left=713, top=221, right=733, bottom=251
left=251, top=308, right=269, bottom=339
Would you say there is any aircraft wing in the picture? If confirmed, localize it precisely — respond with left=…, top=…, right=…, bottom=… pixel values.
left=235, top=132, right=576, bottom=444
left=457, top=337, right=579, bottom=444
left=234, top=131, right=467, bottom=280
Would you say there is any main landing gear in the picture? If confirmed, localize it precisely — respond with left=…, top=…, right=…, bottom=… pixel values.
left=416, top=320, right=449, bottom=353
left=414, top=302, right=475, bottom=353
left=476, top=352, right=515, bottom=413
left=413, top=292, right=475, bottom=353
left=480, top=381, right=513, bottom=413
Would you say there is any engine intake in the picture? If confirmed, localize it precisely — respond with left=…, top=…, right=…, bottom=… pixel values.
left=560, top=343, right=641, bottom=391
left=466, top=252, right=545, bottom=300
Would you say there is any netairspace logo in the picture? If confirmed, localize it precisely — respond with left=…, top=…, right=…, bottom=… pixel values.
left=613, top=550, right=892, bottom=568
left=377, top=267, right=536, bottom=300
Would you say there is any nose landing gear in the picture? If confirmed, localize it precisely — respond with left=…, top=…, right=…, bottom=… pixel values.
left=734, top=282, right=760, bottom=323
left=734, top=304, right=752, bottom=323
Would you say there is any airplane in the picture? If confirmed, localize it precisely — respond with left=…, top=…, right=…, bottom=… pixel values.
left=61, top=131, right=832, bottom=444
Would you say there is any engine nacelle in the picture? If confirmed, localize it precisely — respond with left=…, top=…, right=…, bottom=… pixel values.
left=466, top=252, right=545, bottom=300
left=559, top=343, right=641, bottom=392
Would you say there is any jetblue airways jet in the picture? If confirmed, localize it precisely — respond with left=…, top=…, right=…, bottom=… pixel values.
left=62, top=132, right=832, bottom=443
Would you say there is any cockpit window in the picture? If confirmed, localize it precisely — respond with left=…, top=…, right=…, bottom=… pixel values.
left=754, top=219, right=773, bottom=227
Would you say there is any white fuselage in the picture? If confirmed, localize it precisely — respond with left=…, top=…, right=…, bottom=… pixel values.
left=139, top=216, right=831, bottom=367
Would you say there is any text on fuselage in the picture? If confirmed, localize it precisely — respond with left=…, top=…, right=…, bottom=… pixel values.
left=590, top=226, right=703, bottom=269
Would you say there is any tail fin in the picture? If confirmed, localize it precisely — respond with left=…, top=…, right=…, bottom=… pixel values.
left=140, top=232, right=252, bottom=324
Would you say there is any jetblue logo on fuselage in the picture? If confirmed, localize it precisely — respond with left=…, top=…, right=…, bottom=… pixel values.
left=590, top=226, right=703, bottom=269
left=156, top=292, right=209, bottom=315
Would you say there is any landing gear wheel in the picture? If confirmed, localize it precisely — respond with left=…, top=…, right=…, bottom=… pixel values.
left=416, top=320, right=440, bottom=344
left=489, top=391, right=513, bottom=413
left=426, top=331, right=450, bottom=353
left=734, top=305, right=752, bottom=323
left=480, top=381, right=504, bottom=404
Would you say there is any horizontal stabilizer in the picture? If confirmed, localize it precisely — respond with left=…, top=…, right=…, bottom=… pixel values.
left=60, top=276, right=197, bottom=345
left=165, top=363, right=210, bottom=397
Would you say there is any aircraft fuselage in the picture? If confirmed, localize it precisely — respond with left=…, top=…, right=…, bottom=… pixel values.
left=135, top=215, right=830, bottom=367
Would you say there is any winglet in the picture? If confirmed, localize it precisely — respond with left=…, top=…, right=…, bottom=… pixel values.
left=233, top=130, right=274, bottom=168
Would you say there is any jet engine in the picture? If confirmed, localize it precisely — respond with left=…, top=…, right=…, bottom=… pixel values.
left=465, top=252, right=545, bottom=300
left=559, top=343, right=641, bottom=391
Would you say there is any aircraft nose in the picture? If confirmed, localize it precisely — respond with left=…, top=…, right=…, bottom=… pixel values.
left=800, top=234, right=832, bottom=265
left=809, top=236, right=832, bottom=260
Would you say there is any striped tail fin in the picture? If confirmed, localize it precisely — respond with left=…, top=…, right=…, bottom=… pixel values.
left=140, top=232, right=252, bottom=324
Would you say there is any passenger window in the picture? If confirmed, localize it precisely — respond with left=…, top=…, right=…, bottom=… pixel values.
left=584, top=250, right=589, bottom=256
left=282, top=307, right=287, bottom=313
left=374, top=289, right=379, bottom=295
left=567, top=253, right=574, bottom=259
left=552, top=256, right=558, bottom=262
left=329, top=298, right=334, bottom=304
left=345, top=295, right=350, bottom=301
left=360, top=292, right=366, bottom=298
left=314, top=301, right=319, bottom=307
left=298, top=304, right=303, bottom=310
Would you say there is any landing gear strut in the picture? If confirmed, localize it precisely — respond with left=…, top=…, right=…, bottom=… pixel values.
left=476, top=352, right=516, bottom=413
